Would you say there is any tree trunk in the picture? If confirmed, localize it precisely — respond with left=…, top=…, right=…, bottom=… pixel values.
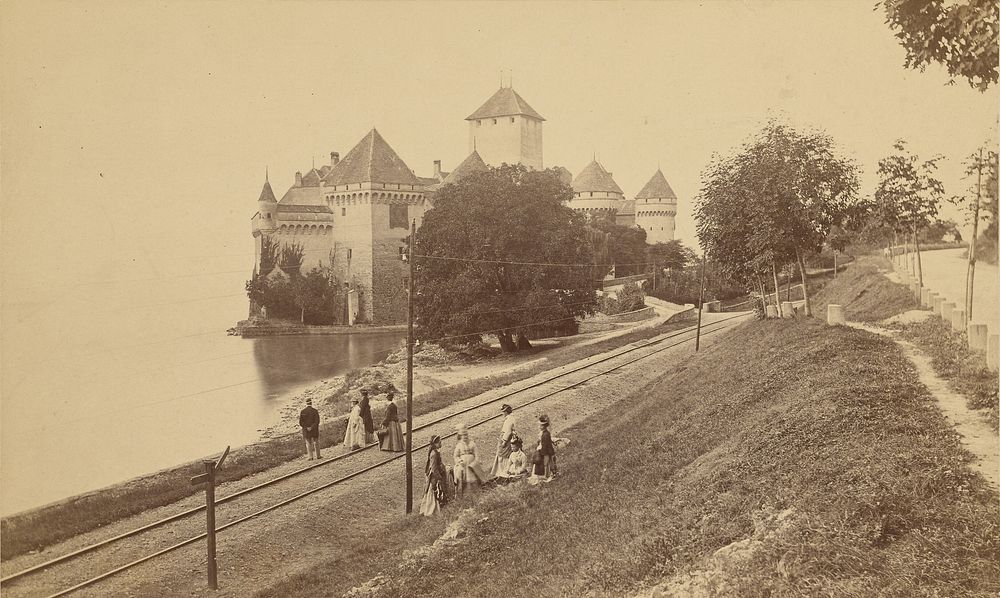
left=785, top=270, right=792, bottom=302
left=913, top=227, right=923, bottom=293
left=516, top=332, right=532, bottom=350
left=967, top=152, right=983, bottom=320
left=301, top=307, right=305, bottom=323
left=795, top=249, right=812, bottom=317
left=771, top=261, right=783, bottom=318
left=833, top=250, right=838, bottom=279
left=497, top=331, right=517, bottom=352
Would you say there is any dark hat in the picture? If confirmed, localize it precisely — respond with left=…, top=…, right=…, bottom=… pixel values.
left=511, top=436, right=523, bottom=447
left=305, top=398, right=312, bottom=405
left=538, top=414, right=550, bottom=425
left=500, top=404, right=512, bottom=414
left=429, top=434, right=441, bottom=446
left=360, top=388, right=369, bottom=396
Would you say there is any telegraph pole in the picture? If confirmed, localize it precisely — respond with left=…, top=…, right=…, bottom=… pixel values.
left=405, top=219, right=415, bottom=514
left=695, top=253, right=707, bottom=352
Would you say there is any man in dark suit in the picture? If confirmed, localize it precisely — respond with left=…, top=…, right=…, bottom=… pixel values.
left=299, top=398, right=321, bottom=460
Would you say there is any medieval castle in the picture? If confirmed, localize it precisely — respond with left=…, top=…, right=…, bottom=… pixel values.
left=251, top=85, right=679, bottom=325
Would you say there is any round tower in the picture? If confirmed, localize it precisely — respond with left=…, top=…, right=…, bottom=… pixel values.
left=634, top=169, right=677, bottom=244
left=255, top=175, right=278, bottom=235
left=568, top=160, right=624, bottom=218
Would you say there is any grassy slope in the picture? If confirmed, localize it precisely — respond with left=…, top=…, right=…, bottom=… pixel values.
left=261, top=320, right=1000, bottom=597
left=1, top=319, right=690, bottom=559
left=810, top=256, right=916, bottom=322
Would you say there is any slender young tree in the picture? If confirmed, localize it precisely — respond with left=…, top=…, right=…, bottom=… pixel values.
left=951, top=146, right=998, bottom=320
left=875, top=140, right=944, bottom=292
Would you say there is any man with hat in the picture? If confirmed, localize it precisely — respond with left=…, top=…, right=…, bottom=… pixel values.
left=299, top=398, right=321, bottom=460
left=488, top=403, right=517, bottom=479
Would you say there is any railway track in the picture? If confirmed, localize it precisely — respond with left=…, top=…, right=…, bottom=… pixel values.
left=2, top=312, right=751, bottom=597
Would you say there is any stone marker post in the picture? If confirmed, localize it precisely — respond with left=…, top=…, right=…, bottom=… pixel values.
left=942, top=302, right=955, bottom=322
left=780, top=301, right=794, bottom=318
left=951, top=309, right=966, bottom=332
left=987, top=334, right=999, bottom=371
left=827, top=304, right=845, bottom=326
left=968, top=324, right=989, bottom=353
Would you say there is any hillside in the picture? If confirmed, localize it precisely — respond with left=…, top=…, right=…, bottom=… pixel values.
left=263, top=319, right=1000, bottom=597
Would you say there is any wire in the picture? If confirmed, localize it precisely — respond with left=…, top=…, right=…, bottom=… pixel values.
left=412, top=253, right=652, bottom=269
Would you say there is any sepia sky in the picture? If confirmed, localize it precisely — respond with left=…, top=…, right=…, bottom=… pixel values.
left=1, top=0, right=997, bottom=300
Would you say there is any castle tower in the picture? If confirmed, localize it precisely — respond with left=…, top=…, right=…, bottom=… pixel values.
left=252, top=175, right=277, bottom=237
left=568, top=160, right=624, bottom=218
left=634, top=169, right=678, bottom=244
left=466, top=86, right=544, bottom=170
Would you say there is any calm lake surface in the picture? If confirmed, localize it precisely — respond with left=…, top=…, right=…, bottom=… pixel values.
left=1, top=269, right=404, bottom=516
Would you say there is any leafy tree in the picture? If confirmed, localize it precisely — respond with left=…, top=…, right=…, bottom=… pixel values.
left=875, top=140, right=944, bottom=290
left=414, top=164, right=597, bottom=352
left=950, top=146, right=997, bottom=318
left=590, top=215, right=648, bottom=276
left=279, top=242, right=305, bottom=273
left=880, top=0, right=998, bottom=91
left=258, top=235, right=279, bottom=273
left=291, top=268, right=335, bottom=323
left=696, top=122, right=861, bottom=316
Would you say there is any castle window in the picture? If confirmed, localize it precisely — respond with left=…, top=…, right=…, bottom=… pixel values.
left=589, top=192, right=593, bottom=197
left=510, top=117, right=514, bottom=123
left=341, top=207, right=346, bottom=216
left=492, top=119, right=497, bottom=125
left=389, top=203, right=408, bottom=229
left=347, top=248, right=352, bottom=260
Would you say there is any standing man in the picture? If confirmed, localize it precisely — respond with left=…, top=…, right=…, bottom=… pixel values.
left=299, top=398, right=321, bottom=460
left=359, top=388, right=375, bottom=444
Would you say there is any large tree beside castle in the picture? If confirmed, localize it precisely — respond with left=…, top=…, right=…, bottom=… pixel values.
left=414, top=164, right=597, bottom=351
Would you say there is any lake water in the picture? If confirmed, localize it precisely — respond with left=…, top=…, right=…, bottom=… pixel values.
left=0, top=267, right=405, bottom=516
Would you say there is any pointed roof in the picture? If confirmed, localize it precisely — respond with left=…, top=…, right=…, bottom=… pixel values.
left=301, top=168, right=322, bottom=187
left=572, top=160, right=623, bottom=195
left=466, top=87, right=545, bottom=121
left=635, top=169, right=677, bottom=200
left=322, top=128, right=420, bottom=187
left=442, top=150, right=488, bottom=185
left=258, top=179, right=277, bottom=203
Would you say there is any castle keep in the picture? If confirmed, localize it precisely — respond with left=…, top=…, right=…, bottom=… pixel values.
left=251, top=85, right=679, bottom=325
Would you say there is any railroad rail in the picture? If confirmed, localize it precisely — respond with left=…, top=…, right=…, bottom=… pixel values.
left=2, top=312, right=751, bottom=598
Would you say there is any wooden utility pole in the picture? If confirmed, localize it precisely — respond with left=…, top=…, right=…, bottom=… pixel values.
left=190, top=446, right=229, bottom=591
left=405, top=219, right=415, bottom=514
left=695, top=253, right=707, bottom=351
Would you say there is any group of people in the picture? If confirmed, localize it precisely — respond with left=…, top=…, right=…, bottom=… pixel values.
left=420, top=403, right=559, bottom=517
left=299, top=393, right=562, bottom=519
left=298, top=388, right=406, bottom=460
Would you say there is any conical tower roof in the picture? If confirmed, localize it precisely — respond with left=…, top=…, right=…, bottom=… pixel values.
left=442, top=150, right=489, bottom=185
left=571, top=160, right=623, bottom=194
left=466, top=87, right=545, bottom=121
left=258, top=179, right=277, bottom=203
left=635, top=169, right=677, bottom=200
left=322, top=128, right=420, bottom=186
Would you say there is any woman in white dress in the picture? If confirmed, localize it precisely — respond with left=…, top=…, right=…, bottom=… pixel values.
left=343, top=397, right=366, bottom=450
left=453, top=423, right=487, bottom=495
left=487, top=404, right=517, bottom=479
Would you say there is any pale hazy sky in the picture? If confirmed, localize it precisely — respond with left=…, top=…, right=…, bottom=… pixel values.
left=2, top=0, right=997, bottom=300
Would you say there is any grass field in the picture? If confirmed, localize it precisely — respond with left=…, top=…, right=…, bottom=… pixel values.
left=257, top=319, right=1000, bottom=597
left=1, top=318, right=692, bottom=559
left=810, top=256, right=916, bottom=322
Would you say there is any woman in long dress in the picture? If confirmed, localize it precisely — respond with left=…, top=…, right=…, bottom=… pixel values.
left=453, top=423, right=487, bottom=495
left=359, top=389, right=375, bottom=444
left=420, top=435, right=447, bottom=517
left=487, top=403, right=517, bottom=479
left=378, top=391, right=405, bottom=452
left=343, top=397, right=366, bottom=450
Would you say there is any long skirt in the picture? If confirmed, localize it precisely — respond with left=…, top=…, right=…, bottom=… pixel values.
left=419, top=477, right=443, bottom=517
left=378, top=421, right=404, bottom=452
left=343, top=419, right=366, bottom=449
left=487, top=439, right=513, bottom=479
left=455, top=459, right=487, bottom=489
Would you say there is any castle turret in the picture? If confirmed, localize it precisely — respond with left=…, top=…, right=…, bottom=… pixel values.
left=254, top=175, right=278, bottom=234
left=634, top=169, right=678, bottom=244
left=466, top=86, right=544, bottom=170
left=567, top=160, right=624, bottom=217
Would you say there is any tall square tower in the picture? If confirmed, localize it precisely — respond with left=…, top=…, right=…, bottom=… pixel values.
left=466, top=86, right=544, bottom=170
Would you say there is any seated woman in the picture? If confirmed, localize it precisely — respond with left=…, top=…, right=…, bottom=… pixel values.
left=498, top=436, right=528, bottom=484
left=453, top=423, right=487, bottom=495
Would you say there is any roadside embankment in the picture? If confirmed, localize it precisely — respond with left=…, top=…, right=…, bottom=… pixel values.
left=262, top=319, right=1000, bottom=597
